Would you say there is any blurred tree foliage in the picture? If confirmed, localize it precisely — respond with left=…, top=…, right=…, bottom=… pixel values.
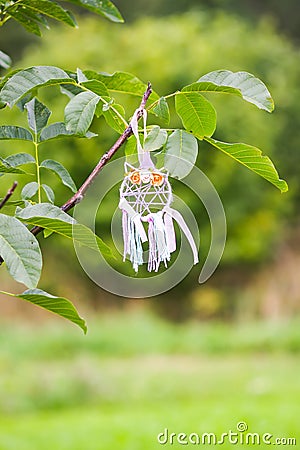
left=0, top=11, right=298, bottom=316
left=113, top=0, right=300, bottom=42
left=0, top=19, right=39, bottom=61
left=1, top=0, right=299, bottom=63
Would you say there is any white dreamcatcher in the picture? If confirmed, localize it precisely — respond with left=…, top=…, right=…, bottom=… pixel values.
left=119, top=109, right=198, bottom=272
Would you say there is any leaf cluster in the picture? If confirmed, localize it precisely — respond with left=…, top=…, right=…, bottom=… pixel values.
left=0, top=0, right=123, bottom=37
left=0, top=10, right=289, bottom=332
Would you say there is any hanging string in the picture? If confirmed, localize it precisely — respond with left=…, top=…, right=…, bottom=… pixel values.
left=130, top=109, right=155, bottom=170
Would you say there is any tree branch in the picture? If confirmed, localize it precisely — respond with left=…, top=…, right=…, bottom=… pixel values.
left=0, top=84, right=152, bottom=266
left=0, top=181, right=18, bottom=211
left=30, top=82, right=152, bottom=236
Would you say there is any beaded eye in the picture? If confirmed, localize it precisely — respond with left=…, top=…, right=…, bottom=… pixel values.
left=151, top=172, right=164, bottom=186
left=129, top=170, right=141, bottom=185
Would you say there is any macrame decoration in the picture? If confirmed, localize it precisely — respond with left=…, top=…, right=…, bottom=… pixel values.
left=119, top=110, right=199, bottom=272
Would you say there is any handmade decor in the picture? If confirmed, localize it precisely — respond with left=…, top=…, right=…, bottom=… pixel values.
left=119, top=110, right=199, bottom=272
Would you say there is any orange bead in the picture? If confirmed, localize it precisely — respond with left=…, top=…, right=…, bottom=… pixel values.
left=129, top=170, right=141, bottom=184
left=151, top=172, right=164, bottom=186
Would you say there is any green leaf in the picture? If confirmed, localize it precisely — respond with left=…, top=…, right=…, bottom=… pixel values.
left=17, top=202, right=75, bottom=223
left=0, top=213, right=42, bottom=288
left=43, top=229, right=53, bottom=238
left=39, top=122, right=73, bottom=141
left=16, top=93, right=35, bottom=112
left=0, top=67, right=21, bottom=89
left=16, top=203, right=114, bottom=258
left=17, top=8, right=50, bottom=29
left=148, top=97, right=170, bottom=124
left=39, top=122, right=97, bottom=141
left=0, top=160, right=28, bottom=175
left=205, top=137, right=288, bottom=192
left=124, top=135, right=137, bottom=157
left=124, top=135, right=138, bottom=165
left=0, top=126, right=33, bottom=141
left=102, top=103, right=126, bottom=134
left=175, top=92, right=216, bottom=139
left=21, top=182, right=39, bottom=200
left=0, top=289, right=87, bottom=334
left=15, top=0, right=77, bottom=27
left=0, top=66, right=72, bottom=107
left=60, top=83, right=83, bottom=99
left=82, top=81, right=110, bottom=118
left=25, top=98, right=51, bottom=133
left=66, top=0, right=124, bottom=23
left=64, top=91, right=100, bottom=135
left=0, top=199, right=25, bottom=208
left=40, top=159, right=77, bottom=193
left=154, top=150, right=165, bottom=169
left=164, top=130, right=198, bottom=179
left=42, top=184, right=55, bottom=203
left=186, top=70, right=274, bottom=112
left=83, top=70, right=159, bottom=102
left=102, top=98, right=113, bottom=112
left=0, top=51, right=12, bottom=70
left=81, top=79, right=109, bottom=97
left=76, top=68, right=87, bottom=83
left=7, top=5, right=51, bottom=35
left=85, top=131, right=98, bottom=139
left=6, top=9, right=42, bottom=36
left=5, top=153, right=35, bottom=167
left=144, top=126, right=168, bottom=151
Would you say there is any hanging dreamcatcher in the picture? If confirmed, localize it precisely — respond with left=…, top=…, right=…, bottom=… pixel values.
left=119, top=109, right=199, bottom=272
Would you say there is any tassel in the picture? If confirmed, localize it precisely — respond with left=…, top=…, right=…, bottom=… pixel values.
left=128, top=214, right=144, bottom=272
left=147, top=216, right=157, bottom=272
left=120, top=198, right=198, bottom=272
left=147, top=212, right=170, bottom=272
left=121, top=209, right=128, bottom=261
left=120, top=198, right=147, bottom=272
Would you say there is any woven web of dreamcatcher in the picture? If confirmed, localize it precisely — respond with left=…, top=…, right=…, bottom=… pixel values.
left=120, top=173, right=173, bottom=217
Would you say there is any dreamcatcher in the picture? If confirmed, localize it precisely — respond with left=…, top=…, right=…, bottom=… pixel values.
left=119, top=109, right=199, bottom=272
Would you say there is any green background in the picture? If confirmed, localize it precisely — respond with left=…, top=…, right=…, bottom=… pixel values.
left=0, top=1, right=300, bottom=448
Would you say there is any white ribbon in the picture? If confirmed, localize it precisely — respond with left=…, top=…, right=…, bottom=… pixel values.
left=164, top=206, right=199, bottom=265
left=130, top=109, right=155, bottom=169
left=153, top=211, right=169, bottom=260
left=163, top=210, right=176, bottom=253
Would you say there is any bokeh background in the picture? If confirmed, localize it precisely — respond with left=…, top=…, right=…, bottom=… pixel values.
left=0, top=1, right=299, bottom=448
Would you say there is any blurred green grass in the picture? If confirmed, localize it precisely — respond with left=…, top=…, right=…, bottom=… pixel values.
left=0, top=311, right=299, bottom=449
left=2, top=311, right=300, bottom=360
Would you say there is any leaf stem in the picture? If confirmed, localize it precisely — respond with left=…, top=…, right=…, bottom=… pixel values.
left=34, top=136, right=41, bottom=203
left=146, top=91, right=178, bottom=111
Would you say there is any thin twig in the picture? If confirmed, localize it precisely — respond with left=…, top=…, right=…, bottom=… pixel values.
left=0, top=181, right=18, bottom=210
left=30, top=82, right=152, bottom=237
